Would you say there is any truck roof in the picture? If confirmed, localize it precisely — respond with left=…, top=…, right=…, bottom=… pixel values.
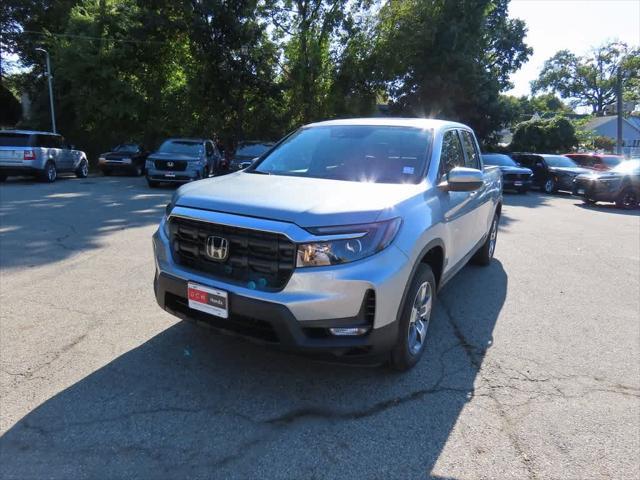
left=305, top=117, right=470, bottom=131
left=0, top=129, right=60, bottom=136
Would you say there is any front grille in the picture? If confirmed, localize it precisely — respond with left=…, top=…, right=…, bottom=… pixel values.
left=164, top=292, right=279, bottom=342
left=169, top=216, right=296, bottom=291
left=155, top=159, right=187, bottom=171
left=364, top=290, right=376, bottom=323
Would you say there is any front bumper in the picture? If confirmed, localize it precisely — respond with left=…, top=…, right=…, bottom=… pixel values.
left=502, top=178, right=532, bottom=190
left=152, top=212, right=412, bottom=356
left=572, top=177, right=620, bottom=202
left=154, top=271, right=397, bottom=357
left=146, top=165, right=203, bottom=183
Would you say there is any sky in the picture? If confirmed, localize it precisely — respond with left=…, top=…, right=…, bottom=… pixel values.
left=507, top=0, right=640, bottom=98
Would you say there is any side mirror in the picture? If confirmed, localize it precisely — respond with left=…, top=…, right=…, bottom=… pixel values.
left=443, top=167, right=484, bottom=192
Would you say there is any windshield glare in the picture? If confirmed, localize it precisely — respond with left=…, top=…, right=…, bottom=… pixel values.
left=611, top=160, right=640, bottom=174
left=114, top=144, right=139, bottom=152
left=159, top=140, right=202, bottom=155
left=483, top=154, right=516, bottom=167
left=252, top=126, right=432, bottom=184
left=544, top=155, right=577, bottom=168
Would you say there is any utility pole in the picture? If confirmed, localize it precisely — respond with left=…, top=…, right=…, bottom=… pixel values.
left=616, top=61, right=624, bottom=155
left=35, top=48, right=56, bottom=134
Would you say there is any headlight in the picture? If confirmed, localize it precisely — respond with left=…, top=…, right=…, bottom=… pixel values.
left=162, top=193, right=178, bottom=237
left=296, top=218, right=401, bottom=268
left=98, top=156, right=106, bottom=162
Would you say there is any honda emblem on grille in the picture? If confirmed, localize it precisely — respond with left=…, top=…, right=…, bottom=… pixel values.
left=167, top=161, right=174, bottom=167
left=205, top=236, right=229, bottom=261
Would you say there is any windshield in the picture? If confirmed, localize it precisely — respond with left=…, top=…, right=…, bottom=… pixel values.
left=114, top=143, right=139, bottom=153
left=252, top=125, right=432, bottom=184
left=611, top=160, right=640, bottom=174
left=236, top=144, right=272, bottom=158
left=158, top=140, right=202, bottom=155
left=544, top=155, right=577, bottom=168
left=0, top=133, right=31, bottom=147
left=483, top=154, right=516, bottom=167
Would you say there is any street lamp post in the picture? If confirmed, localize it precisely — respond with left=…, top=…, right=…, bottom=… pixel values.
left=616, top=66, right=623, bottom=155
left=35, top=48, right=57, bottom=134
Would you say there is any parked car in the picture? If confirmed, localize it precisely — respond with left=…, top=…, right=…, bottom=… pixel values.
left=228, top=141, right=275, bottom=172
left=572, top=159, right=640, bottom=209
left=152, top=118, right=503, bottom=371
left=564, top=153, right=624, bottom=171
left=98, top=143, right=149, bottom=176
left=482, top=153, right=533, bottom=193
left=145, top=138, right=222, bottom=188
left=0, top=130, right=88, bottom=183
left=510, top=153, right=591, bottom=194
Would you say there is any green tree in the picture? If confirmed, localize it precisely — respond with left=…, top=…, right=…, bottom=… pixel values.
left=510, top=116, right=577, bottom=153
left=0, top=83, right=21, bottom=126
left=373, top=0, right=531, bottom=143
left=532, top=42, right=639, bottom=116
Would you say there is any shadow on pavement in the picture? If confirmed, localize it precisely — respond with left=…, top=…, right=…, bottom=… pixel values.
left=0, top=260, right=507, bottom=479
left=0, top=176, right=173, bottom=269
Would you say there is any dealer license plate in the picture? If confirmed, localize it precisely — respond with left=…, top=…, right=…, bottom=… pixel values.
left=187, top=282, right=229, bottom=319
left=577, top=188, right=585, bottom=195
left=164, top=172, right=176, bottom=178
left=514, top=181, right=523, bottom=186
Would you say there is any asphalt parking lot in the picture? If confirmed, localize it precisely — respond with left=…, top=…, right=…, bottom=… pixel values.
left=0, top=175, right=638, bottom=479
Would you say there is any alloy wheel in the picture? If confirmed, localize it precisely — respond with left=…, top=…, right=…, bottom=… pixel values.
left=488, top=217, right=498, bottom=258
left=407, top=282, right=433, bottom=356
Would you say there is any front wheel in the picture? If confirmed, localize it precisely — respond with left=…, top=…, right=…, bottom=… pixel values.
left=147, top=178, right=159, bottom=188
left=75, top=159, right=89, bottom=178
left=542, top=178, right=557, bottom=194
left=472, top=213, right=499, bottom=266
left=390, top=264, right=436, bottom=371
left=133, top=163, right=144, bottom=176
left=616, top=187, right=639, bottom=210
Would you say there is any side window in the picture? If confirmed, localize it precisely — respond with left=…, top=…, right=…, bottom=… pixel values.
left=440, top=130, right=465, bottom=175
left=459, top=130, right=480, bottom=169
left=205, top=142, right=213, bottom=156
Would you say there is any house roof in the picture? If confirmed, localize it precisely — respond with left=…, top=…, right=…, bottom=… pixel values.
left=584, top=116, right=640, bottom=134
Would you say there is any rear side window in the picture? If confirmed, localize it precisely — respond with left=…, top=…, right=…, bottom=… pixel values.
left=440, top=130, right=465, bottom=175
left=205, top=142, right=213, bottom=156
left=0, top=133, right=32, bottom=147
left=36, top=135, right=62, bottom=148
left=459, top=130, right=480, bottom=169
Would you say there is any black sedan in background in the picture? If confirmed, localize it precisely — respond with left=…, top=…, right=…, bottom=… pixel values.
left=482, top=153, right=533, bottom=193
left=573, top=159, right=640, bottom=209
left=98, top=143, right=148, bottom=176
left=228, top=141, right=274, bottom=172
left=510, top=153, right=591, bottom=194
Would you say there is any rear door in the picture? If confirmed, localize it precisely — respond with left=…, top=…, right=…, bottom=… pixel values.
left=459, top=129, right=492, bottom=243
left=438, top=129, right=482, bottom=269
left=0, top=133, right=32, bottom=165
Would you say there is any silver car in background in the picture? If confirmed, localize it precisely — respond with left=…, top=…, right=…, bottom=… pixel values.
left=0, top=130, right=88, bottom=182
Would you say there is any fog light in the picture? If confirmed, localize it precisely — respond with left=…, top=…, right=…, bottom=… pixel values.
left=329, top=326, right=370, bottom=336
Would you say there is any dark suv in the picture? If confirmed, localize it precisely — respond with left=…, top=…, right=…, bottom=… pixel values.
left=510, top=153, right=590, bottom=194
left=564, top=153, right=623, bottom=171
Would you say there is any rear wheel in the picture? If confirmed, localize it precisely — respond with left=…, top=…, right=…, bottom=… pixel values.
left=543, top=178, right=557, bottom=194
left=75, top=159, right=89, bottom=178
left=390, top=264, right=436, bottom=371
left=40, top=161, right=57, bottom=183
left=472, top=213, right=499, bottom=266
left=616, top=187, right=639, bottom=210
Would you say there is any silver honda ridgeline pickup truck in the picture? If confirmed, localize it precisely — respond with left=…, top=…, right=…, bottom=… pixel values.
left=153, top=118, right=502, bottom=370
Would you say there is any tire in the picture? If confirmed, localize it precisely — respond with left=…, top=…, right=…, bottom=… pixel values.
left=0, top=174, right=7, bottom=182
left=147, top=178, right=159, bottom=188
left=102, top=168, right=112, bottom=176
left=133, top=163, right=144, bottom=176
left=75, top=159, right=89, bottom=178
left=40, top=161, right=57, bottom=183
left=472, top=213, right=499, bottom=266
left=390, top=264, right=437, bottom=371
left=542, top=178, right=557, bottom=194
left=615, top=187, right=639, bottom=210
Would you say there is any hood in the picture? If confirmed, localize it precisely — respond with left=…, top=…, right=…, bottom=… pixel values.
left=576, top=171, right=625, bottom=181
left=498, top=166, right=532, bottom=175
left=174, top=172, right=424, bottom=227
left=548, top=166, right=591, bottom=176
left=104, top=151, right=136, bottom=159
left=148, top=152, right=201, bottom=161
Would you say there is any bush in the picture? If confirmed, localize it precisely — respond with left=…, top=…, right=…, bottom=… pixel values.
left=510, top=116, right=577, bottom=152
left=0, top=84, right=22, bottom=127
